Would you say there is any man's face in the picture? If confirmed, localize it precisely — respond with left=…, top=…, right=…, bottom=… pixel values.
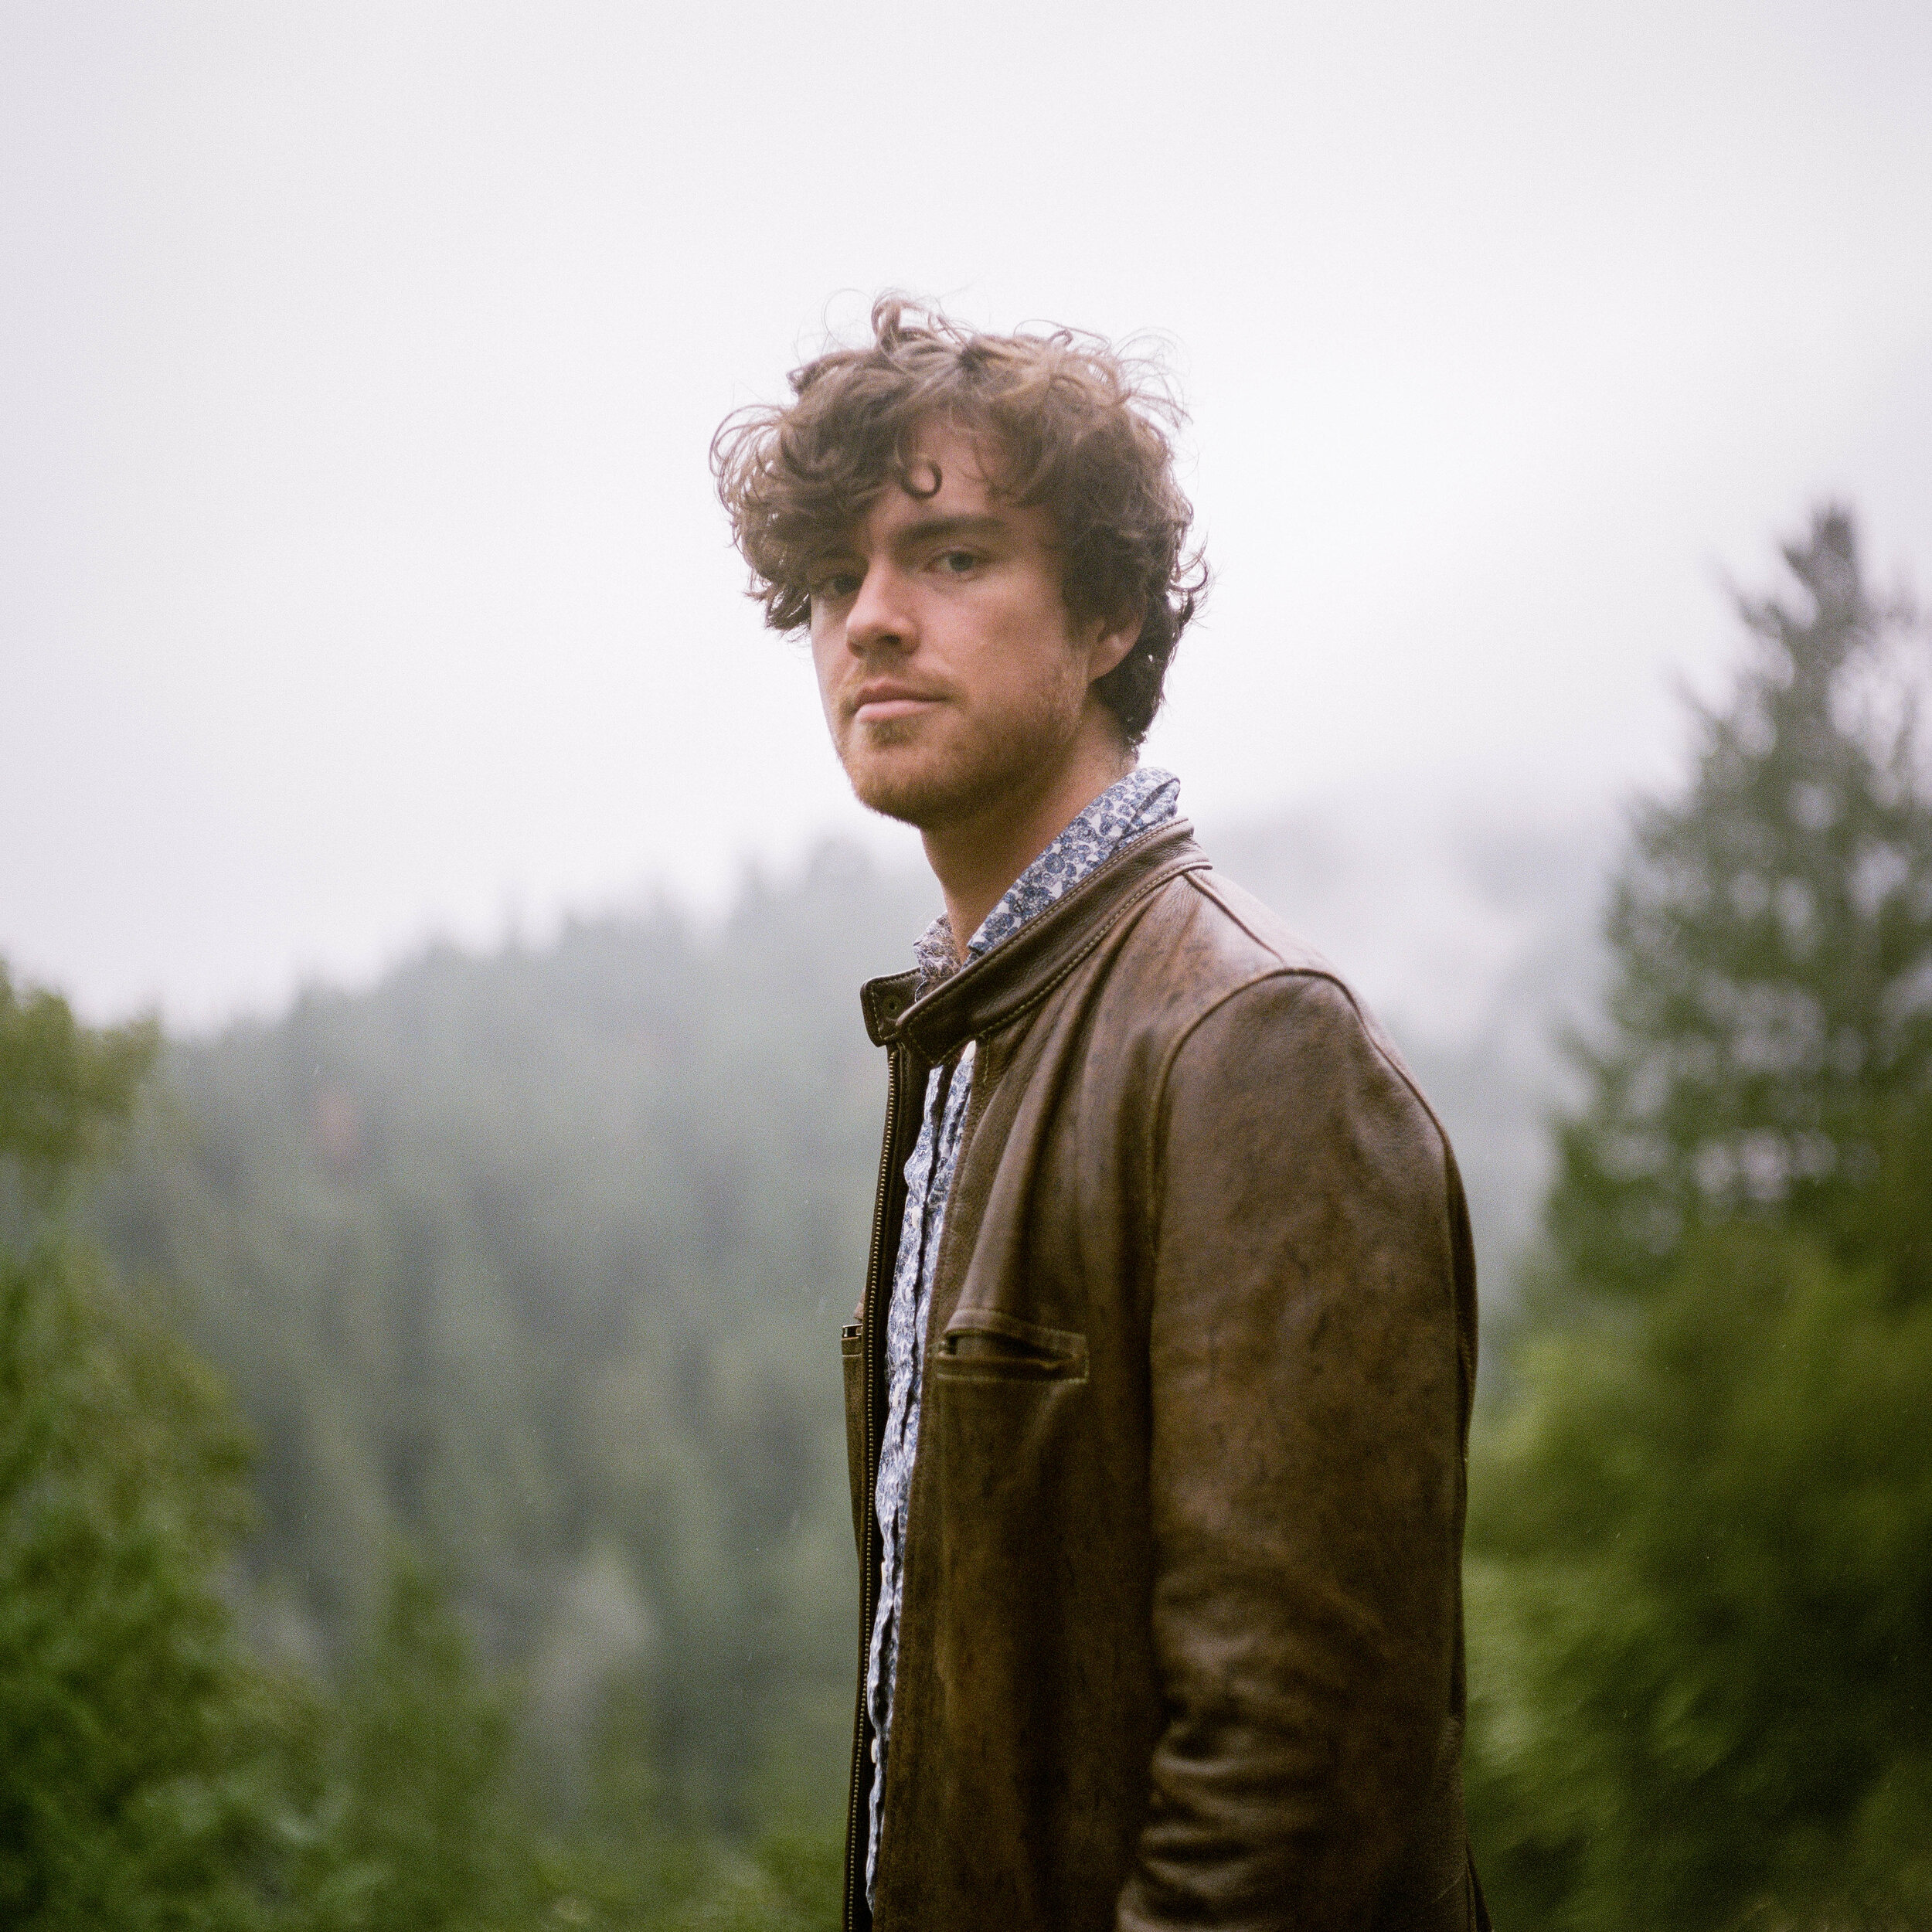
left=808, top=420, right=1120, bottom=831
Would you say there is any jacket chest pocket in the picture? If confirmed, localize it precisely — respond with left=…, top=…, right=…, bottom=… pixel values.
left=933, top=1309, right=1088, bottom=1384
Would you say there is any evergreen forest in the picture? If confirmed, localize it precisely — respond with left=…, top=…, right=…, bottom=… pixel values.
left=3, top=506, right=1928, bottom=1928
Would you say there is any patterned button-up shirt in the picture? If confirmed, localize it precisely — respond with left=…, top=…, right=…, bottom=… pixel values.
left=864, top=766, right=1181, bottom=1903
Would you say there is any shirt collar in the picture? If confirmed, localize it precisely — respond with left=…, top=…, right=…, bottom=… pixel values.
left=911, top=767, right=1181, bottom=995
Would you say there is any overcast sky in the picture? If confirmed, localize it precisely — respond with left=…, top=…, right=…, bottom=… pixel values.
left=4, top=0, right=1930, bottom=1026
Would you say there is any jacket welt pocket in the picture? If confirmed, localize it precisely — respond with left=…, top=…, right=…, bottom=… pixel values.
left=934, top=1311, right=1088, bottom=1383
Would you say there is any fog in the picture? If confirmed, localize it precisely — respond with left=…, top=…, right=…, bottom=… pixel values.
left=5, top=0, right=1930, bottom=1025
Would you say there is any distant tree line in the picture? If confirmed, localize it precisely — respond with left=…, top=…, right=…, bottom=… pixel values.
left=0, top=879, right=904, bottom=1924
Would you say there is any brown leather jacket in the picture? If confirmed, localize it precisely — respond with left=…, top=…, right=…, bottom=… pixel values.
left=840, top=821, right=1487, bottom=1931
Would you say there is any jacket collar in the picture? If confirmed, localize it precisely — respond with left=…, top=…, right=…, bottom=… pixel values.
left=859, top=819, right=1210, bottom=1059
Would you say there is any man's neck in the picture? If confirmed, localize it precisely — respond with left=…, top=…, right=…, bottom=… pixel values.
left=923, top=725, right=1134, bottom=954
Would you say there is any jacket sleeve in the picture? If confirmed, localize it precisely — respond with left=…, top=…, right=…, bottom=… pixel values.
left=1117, top=971, right=1471, bottom=1930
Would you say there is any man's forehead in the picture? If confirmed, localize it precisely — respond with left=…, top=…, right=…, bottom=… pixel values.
left=824, top=423, right=1028, bottom=553
left=901, top=417, right=1002, bottom=489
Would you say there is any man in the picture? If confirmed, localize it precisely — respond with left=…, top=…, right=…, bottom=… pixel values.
left=713, top=300, right=1486, bottom=1931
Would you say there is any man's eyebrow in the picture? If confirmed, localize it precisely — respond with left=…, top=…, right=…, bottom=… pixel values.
left=804, top=512, right=1012, bottom=577
left=889, top=512, right=1011, bottom=553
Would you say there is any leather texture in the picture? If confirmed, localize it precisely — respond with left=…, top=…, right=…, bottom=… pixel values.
left=842, top=821, right=1485, bottom=1931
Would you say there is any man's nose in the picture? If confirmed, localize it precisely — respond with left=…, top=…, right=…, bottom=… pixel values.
left=846, top=561, right=914, bottom=654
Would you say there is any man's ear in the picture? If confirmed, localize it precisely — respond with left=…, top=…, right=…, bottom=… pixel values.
left=1084, top=605, right=1142, bottom=685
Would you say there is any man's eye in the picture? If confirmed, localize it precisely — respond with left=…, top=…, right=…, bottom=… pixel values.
left=937, top=549, right=978, bottom=576
left=814, top=570, right=862, bottom=600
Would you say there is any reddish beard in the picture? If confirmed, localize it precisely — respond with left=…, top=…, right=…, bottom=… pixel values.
left=837, top=673, right=1090, bottom=832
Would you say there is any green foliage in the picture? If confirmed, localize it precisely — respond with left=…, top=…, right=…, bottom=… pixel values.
left=1546, top=506, right=1932, bottom=1298
left=0, top=1233, right=308, bottom=1931
left=1468, top=507, right=1932, bottom=1930
left=98, top=850, right=932, bottom=1831
left=537, top=1822, right=840, bottom=1932
left=0, top=964, right=157, bottom=1213
left=5, top=859, right=939, bottom=1924
left=1468, top=1221, right=1932, bottom=1928
left=0, top=972, right=317, bottom=1930
left=293, top=1553, right=535, bottom=1931
left=0, top=964, right=736, bottom=1930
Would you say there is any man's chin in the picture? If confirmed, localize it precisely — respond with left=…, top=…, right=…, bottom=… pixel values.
left=842, top=750, right=989, bottom=832
left=845, top=769, right=957, bottom=831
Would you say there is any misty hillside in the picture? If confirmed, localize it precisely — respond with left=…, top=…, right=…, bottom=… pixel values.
left=96, top=795, right=1608, bottom=1827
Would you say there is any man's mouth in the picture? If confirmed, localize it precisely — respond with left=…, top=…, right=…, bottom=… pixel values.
left=851, top=684, right=943, bottom=725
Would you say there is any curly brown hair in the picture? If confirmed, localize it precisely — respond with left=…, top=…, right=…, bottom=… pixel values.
left=711, top=296, right=1206, bottom=747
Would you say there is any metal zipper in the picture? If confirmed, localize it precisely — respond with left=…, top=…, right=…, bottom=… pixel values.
left=844, top=1036, right=906, bottom=1932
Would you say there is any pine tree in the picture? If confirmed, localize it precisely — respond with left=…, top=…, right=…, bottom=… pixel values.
left=1547, top=506, right=1932, bottom=1298
left=1466, top=508, right=1932, bottom=1930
